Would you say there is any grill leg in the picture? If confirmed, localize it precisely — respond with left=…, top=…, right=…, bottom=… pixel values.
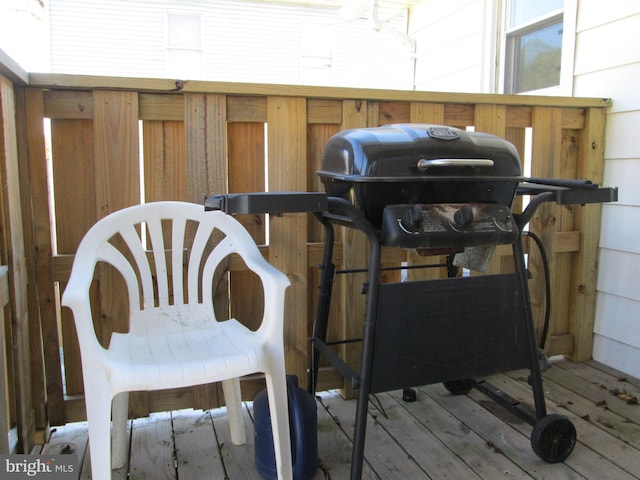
left=350, top=228, right=382, bottom=480
left=308, top=219, right=335, bottom=395
left=513, top=238, right=547, bottom=419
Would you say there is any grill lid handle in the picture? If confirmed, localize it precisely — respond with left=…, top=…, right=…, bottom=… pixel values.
left=417, top=158, right=495, bottom=171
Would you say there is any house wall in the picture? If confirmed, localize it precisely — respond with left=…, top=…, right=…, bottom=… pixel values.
left=572, top=1, right=640, bottom=378
left=47, top=0, right=414, bottom=89
left=0, top=0, right=48, bottom=71
left=409, top=0, right=638, bottom=377
left=409, top=0, right=495, bottom=93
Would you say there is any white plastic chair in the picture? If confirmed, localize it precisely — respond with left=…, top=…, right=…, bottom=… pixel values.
left=62, top=201, right=293, bottom=480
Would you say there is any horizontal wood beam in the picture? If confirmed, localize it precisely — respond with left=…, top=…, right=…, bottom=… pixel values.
left=42, top=90, right=591, bottom=131
left=0, top=49, right=28, bottom=85
left=31, top=73, right=611, bottom=108
left=495, top=231, right=581, bottom=257
left=546, top=333, right=575, bottom=357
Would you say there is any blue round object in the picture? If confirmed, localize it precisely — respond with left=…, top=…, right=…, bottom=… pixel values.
left=254, top=375, right=318, bottom=480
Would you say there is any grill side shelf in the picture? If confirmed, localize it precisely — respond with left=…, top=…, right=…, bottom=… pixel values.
left=204, top=192, right=328, bottom=214
left=515, top=183, right=618, bottom=230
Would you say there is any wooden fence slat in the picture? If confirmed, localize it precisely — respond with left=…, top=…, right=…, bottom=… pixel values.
left=306, top=122, right=341, bottom=376
left=93, top=90, right=148, bottom=417
left=334, top=99, right=371, bottom=398
left=52, top=118, right=95, bottom=400
left=530, top=107, right=565, bottom=350
left=569, top=107, right=606, bottom=361
left=93, top=90, right=140, bottom=343
left=143, top=120, right=186, bottom=202
left=93, top=90, right=140, bottom=216
left=0, top=76, right=34, bottom=452
left=267, top=96, right=309, bottom=383
left=184, top=93, right=229, bottom=409
left=228, top=122, right=266, bottom=333
left=22, top=88, right=57, bottom=430
left=185, top=93, right=228, bottom=202
left=0, top=266, right=12, bottom=453
left=306, top=123, right=339, bottom=240
left=550, top=129, right=580, bottom=339
left=474, top=104, right=509, bottom=276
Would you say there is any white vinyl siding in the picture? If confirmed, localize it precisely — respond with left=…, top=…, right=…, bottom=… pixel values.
left=333, top=14, right=413, bottom=90
left=48, top=1, right=167, bottom=78
left=0, top=0, right=49, bottom=71
left=573, top=3, right=640, bottom=378
left=410, top=0, right=492, bottom=93
left=48, top=0, right=413, bottom=89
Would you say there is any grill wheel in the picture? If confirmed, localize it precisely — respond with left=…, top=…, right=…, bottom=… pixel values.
left=531, top=413, right=577, bottom=463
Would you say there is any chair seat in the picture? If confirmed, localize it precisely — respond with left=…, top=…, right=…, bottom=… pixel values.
left=107, top=318, right=262, bottom=392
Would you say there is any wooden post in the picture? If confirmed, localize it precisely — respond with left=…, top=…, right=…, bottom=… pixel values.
left=0, top=266, right=11, bottom=452
left=569, top=107, right=606, bottom=361
left=20, top=88, right=57, bottom=431
left=0, top=75, right=34, bottom=453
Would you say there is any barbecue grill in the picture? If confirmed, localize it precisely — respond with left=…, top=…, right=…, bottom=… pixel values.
left=204, top=123, right=618, bottom=480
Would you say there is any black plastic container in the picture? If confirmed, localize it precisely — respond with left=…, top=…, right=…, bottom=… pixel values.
left=254, top=375, right=318, bottom=480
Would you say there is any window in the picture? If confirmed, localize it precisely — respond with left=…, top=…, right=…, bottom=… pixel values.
left=166, top=13, right=203, bottom=80
left=503, top=0, right=574, bottom=94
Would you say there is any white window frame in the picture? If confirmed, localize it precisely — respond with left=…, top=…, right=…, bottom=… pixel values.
left=498, top=0, right=577, bottom=96
left=165, top=11, right=205, bottom=80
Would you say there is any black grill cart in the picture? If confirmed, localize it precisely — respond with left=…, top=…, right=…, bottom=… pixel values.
left=205, top=124, right=618, bottom=480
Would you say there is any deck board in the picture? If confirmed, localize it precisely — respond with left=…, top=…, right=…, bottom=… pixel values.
left=471, top=373, right=638, bottom=480
left=42, top=360, right=640, bottom=479
left=173, top=409, right=226, bottom=479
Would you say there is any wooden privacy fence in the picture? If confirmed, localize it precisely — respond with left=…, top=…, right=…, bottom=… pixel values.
left=22, top=74, right=608, bottom=426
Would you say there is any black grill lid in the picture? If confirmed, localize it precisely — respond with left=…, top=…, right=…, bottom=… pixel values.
left=318, top=124, right=522, bottom=184
left=317, top=124, right=523, bottom=227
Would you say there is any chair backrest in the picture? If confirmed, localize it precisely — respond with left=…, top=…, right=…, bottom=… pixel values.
left=69, top=202, right=265, bottom=332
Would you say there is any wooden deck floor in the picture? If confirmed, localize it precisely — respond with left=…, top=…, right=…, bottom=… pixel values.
left=40, top=359, right=640, bottom=479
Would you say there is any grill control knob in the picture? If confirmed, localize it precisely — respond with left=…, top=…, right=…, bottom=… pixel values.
left=402, top=205, right=424, bottom=231
left=453, top=205, right=474, bottom=228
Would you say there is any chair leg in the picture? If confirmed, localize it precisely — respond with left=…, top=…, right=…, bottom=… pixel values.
left=111, top=391, right=129, bottom=469
left=221, top=377, right=246, bottom=445
left=264, top=365, right=293, bottom=480
left=84, top=378, right=113, bottom=480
